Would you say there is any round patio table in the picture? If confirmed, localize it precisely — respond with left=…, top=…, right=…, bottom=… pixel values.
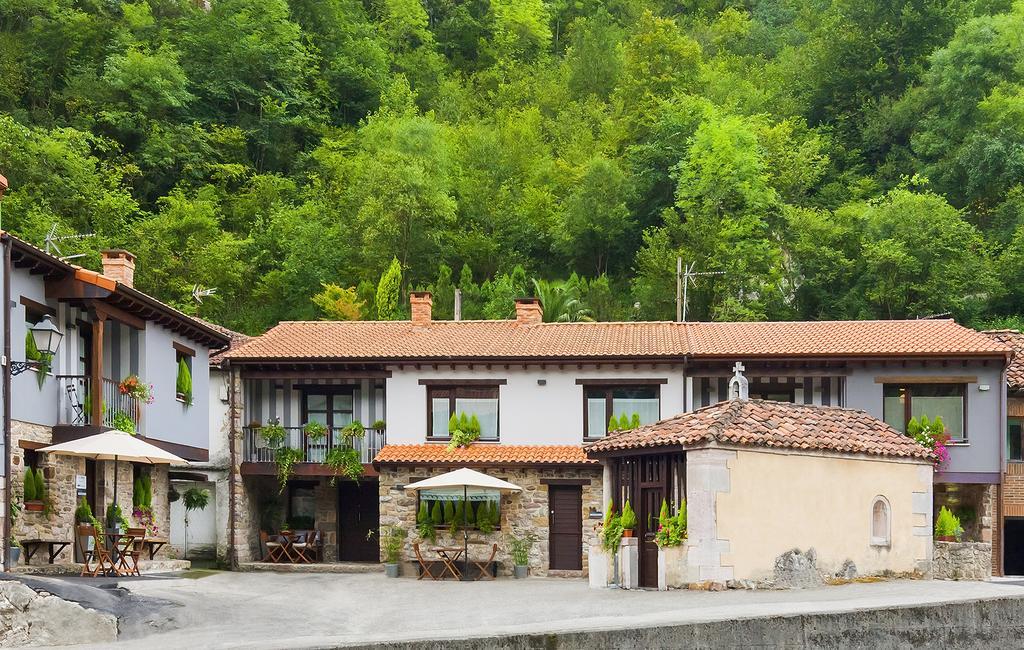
left=432, top=547, right=464, bottom=580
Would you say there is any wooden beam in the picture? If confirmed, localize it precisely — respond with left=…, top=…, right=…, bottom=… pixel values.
left=873, top=376, right=977, bottom=384
left=172, top=341, right=196, bottom=358
left=90, top=300, right=145, bottom=330
left=575, top=378, right=669, bottom=385
left=18, top=296, right=56, bottom=317
left=240, top=369, right=393, bottom=380
left=417, top=378, right=507, bottom=386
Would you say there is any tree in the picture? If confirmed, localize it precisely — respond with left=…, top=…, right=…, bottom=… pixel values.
left=376, top=258, right=402, bottom=320
left=559, top=157, right=635, bottom=275
left=531, top=279, right=593, bottom=322
left=312, top=284, right=364, bottom=320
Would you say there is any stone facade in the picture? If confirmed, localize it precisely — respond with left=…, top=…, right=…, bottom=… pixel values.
left=7, top=420, right=171, bottom=566
left=932, top=541, right=993, bottom=580
left=934, top=482, right=996, bottom=576
left=378, top=464, right=603, bottom=577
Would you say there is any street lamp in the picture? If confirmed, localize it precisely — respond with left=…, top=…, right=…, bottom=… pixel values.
left=11, top=314, right=64, bottom=375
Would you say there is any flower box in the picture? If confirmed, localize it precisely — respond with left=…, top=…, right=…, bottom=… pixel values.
left=24, top=500, right=44, bottom=512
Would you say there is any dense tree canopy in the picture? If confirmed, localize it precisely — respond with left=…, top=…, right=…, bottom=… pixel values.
left=1, top=0, right=1022, bottom=333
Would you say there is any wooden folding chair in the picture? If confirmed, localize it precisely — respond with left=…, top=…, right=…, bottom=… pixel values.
left=79, top=526, right=115, bottom=577
left=413, top=543, right=437, bottom=580
left=260, top=531, right=287, bottom=563
left=291, top=530, right=315, bottom=564
left=473, top=543, right=498, bottom=581
left=117, top=527, right=145, bottom=576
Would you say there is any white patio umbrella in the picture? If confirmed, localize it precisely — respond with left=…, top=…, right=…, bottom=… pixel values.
left=405, top=468, right=522, bottom=580
left=38, top=431, right=186, bottom=521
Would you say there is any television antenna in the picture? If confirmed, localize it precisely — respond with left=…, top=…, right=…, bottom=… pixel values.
left=191, top=285, right=217, bottom=304
left=44, top=223, right=94, bottom=261
left=676, top=258, right=725, bottom=322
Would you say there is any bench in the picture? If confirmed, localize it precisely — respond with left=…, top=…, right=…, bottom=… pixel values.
left=20, top=539, right=71, bottom=565
left=142, top=537, right=168, bottom=560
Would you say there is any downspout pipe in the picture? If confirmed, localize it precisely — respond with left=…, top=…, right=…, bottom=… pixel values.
left=999, top=356, right=1008, bottom=575
left=3, top=233, right=11, bottom=571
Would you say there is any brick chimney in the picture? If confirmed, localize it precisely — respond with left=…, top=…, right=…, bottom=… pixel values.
left=410, top=291, right=432, bottom=324
left=100, top=249, right=136, bottom=288
left=515, top=298, right=543, bottom=325
left=0, top=172, right=8, bottom=199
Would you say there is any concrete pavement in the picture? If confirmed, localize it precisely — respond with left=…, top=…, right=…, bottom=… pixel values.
left=40, top=572, right=1024, bottom=649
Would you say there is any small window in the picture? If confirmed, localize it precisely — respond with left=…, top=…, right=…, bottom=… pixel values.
left=174, top=343, right=195, bottom=403
left=23, top=449, right=40, bottom=471
left=870, top=496, right=891, bottom=547
left=1009, top=418, right=1023, bottom=462
left=883, top=384, right=966, bottom=441
left=427, top=385, right=499, bottom=440
left=584, top=385, right=660, bottom=439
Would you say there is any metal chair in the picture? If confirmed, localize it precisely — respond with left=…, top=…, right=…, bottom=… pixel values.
left=66, top=381, right=85, bottom=425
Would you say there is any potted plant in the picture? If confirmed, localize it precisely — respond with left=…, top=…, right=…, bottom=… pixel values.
left=323, top=446, right=362, bottom=486
left=619, top=499, right=637, bottom=537
left=601, top=502, right=624, bottom=552
left=8, top=497, right=22, bottom=565
left=509, top=532, right=537, bottom=579
left=303, top=421, right=327, bottom=442
left=654, top=499, right=688, bottom=590
left=935, top=505, right=963, bottom=542
left=340, top=420, right=365, bottom=443
left=175, top=358, right=193, bottom=406
left=106, top=502, right=129, bottom=535
left=261, top=419, right=287, bottom=448
left=371, top=525, right=407, bottom=578
left=118, top=375, right=154, bottom=423
left=23, top=467, right=44, bottom=511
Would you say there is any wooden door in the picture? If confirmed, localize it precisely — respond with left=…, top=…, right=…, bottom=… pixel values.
left=548, top=485, right=583, bottom=570
left=639, top=485, right=664, bottom=588
left=337, top=480, right=379, bottom=562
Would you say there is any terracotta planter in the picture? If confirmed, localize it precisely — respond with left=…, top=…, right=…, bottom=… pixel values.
left=622, top=529, right=634, bottom=538
left=24, top=501, right=44, bottom=512
left=936, top=535, right=956, bottom=542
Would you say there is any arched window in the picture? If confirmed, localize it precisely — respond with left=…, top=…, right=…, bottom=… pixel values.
left=870, top=496, right=891, bottom=547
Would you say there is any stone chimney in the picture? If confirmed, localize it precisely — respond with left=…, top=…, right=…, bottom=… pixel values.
left=514, top=298, right=543, bottom=325
left=410, top=291, right=432, bottom=325
left=100, top=249, right=136, bottom=288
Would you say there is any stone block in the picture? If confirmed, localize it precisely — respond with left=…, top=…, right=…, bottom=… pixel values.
left=588, top=546, right=612, bottom=588
left=619, top=537, right=639, bottom=589
left=658, top=545, right=686, bottom=591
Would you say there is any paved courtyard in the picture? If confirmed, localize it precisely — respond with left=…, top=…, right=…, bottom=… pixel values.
left=32, top=572, right=1024, bottom=649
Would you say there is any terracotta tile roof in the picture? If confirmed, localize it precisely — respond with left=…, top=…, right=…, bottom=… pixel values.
left=983, top=330, right=1024, bottom=390
left=198, top=318, right=251, bottom=366
left=686, top=320, right=1008, bottom=357
left=374, top=444, right=598, bottom=467
left=224, top=318, right=1007, bottom=362
left=585, top=399, right=934, bottom=461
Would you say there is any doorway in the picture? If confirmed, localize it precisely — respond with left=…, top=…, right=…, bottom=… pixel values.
left=548, top=485, right=583, bottom=570
left=1006, top=518, right=1024, bottom=576
left=337, top=480, right=379, bottom=562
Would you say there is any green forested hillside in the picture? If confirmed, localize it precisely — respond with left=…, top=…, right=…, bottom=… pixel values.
left=1, top=0, right=1023, bottom=332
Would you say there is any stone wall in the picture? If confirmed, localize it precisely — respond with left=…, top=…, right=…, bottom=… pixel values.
left=934, top=482, right=995, bottom=577
left=10, top=421, right=79, bottom=564
left=7, top=420, right=172, bottom=565
left=932, top=541, right=992, bottom=580
left=378, top=464, right=603, bottom=577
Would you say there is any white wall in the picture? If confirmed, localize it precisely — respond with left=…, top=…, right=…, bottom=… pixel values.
left=385, top=364, right=686, bottom=445
left=169, top=480, right=217, bottom=557
left=208, top=367, right=231, bottom=466
left=139, top=322, right=212, bottom=450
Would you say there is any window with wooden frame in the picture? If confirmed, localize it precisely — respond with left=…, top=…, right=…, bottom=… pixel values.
left=882, top=383, right=966, bottom=441
left=174, top=342, right=195, bottom=403
left=301, top=387, right=355, bottom=430
left=427, top=385, right=500, bottom=440
left=1009, top=418, right=1023, bottom=462
left=583, top=384, right=661, bottom=439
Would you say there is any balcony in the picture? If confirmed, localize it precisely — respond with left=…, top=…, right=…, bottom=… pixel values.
left=57, top=374, right=142, bottom=432
left=241, top=426, right=386, bottom=472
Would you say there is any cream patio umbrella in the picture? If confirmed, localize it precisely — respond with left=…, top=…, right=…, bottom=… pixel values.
left=39, top=431, right=186, bottom=523
left=404, top=468, right=522, bottom=580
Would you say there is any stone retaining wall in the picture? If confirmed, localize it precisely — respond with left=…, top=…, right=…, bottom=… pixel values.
left=351, top=595, right=1024, bottom=650
left=932, top=541, right=992, bottom=580
left=378, top=465, right=603, bottom=577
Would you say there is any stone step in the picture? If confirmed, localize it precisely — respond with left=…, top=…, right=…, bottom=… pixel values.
left=239, top=561, right=383, bottom=574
